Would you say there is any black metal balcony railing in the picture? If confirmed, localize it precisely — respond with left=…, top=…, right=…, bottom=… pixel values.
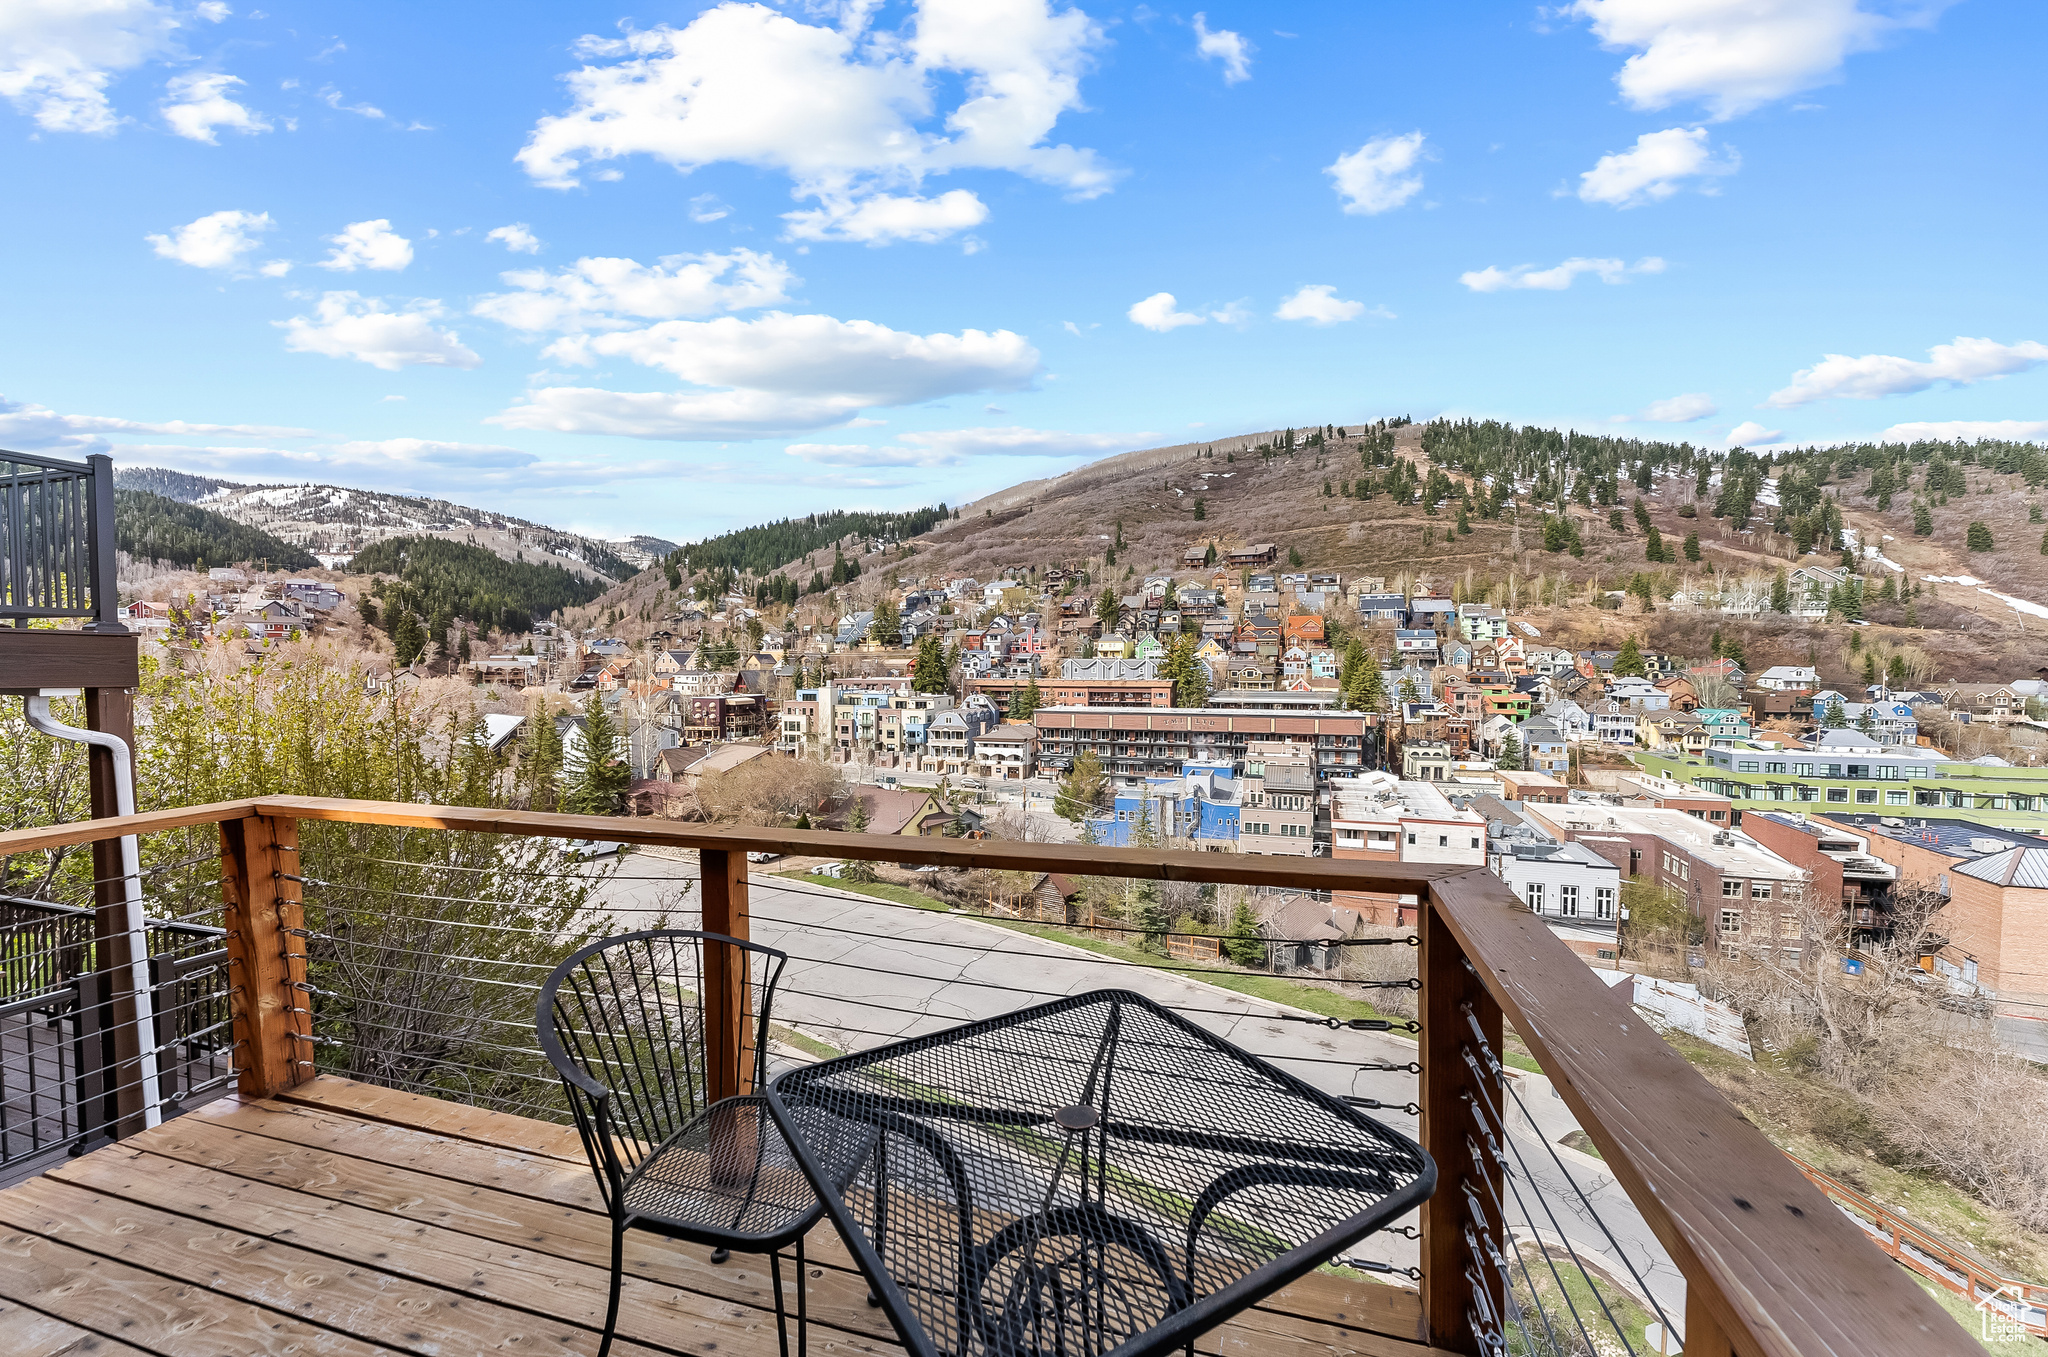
left=0, top=882, right=233, bottom=1177
left=0, top=797, right=1992, bottom=1357
left=1, top=449, right=120, bottom=627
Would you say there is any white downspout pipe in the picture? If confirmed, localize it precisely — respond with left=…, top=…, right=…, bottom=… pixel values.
left=21, top=689, right=164, bottom=1129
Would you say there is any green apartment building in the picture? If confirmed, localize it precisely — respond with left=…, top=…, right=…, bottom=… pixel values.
left=1635, top=728, right=2048, bottom=833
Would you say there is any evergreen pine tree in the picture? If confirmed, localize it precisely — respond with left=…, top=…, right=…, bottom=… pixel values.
left=841, top=796, right=877, bottom=881
left=1054, top=750, right=1107, bottom=823
left=911, top=634, right=948, bottom=692
left=1133, top=881, right=1170, bottom=956
left=1495, top=730, right=1524, bottom=771
left=1682, top=532, right=1700, bottom=562
left=1612, top=634, right=1648, bottom=678
left=1771, top=568, right=1789, bottom=614
left=1224, top=896, right=1264, bottom=966
left=1823, top=699, right=1848, bottom=729
left=1913, top=502, right=1933, bottom=536
left=565, top=692, right=630, bottom=816
left=1966, top=521, right=1994, bottom=552
left=523, top=706, right=564, bottom=812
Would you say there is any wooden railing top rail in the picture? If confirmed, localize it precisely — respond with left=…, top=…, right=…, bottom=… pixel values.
left=1429, top=871, right=1974, bottom=1357
left=0, top=795, right=1463, bottom=893
left=0, top=795, right=1978, bottom=1355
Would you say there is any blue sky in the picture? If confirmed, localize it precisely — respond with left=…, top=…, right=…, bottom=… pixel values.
left=2, top=1, right=2042, bottom=540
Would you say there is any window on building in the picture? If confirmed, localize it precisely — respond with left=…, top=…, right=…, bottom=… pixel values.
left=1559, top=885, right=1579, bottom=917
left=1470, top=837, right=1481, bottom=849
left=1526, top=882, right=1546, bottom=913
left=1885, top=790, right=1909, bottom=806
left=1407, top=832, right=1417, bottom=845
left=1720, top=909, right=1742, bottom=934
left=1595, top=887, right=1616, bottom=920
left=1855, top=788, right=1878, bottom=804
left=1826, top=787, right=1849, bottom=803
left=1438, top=835, right=1449, bottom=847
left=1738, top=760, right=1760, bottom=773
left=1751, top=883, right=1772, bottom=900
left=1723, top=879, right=1742, bottom=897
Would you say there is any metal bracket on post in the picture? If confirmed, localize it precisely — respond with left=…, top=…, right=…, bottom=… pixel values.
left=219, top=814, right=310, bottom=1097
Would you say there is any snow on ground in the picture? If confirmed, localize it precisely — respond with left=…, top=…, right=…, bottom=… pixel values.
left=1982, top=588, right=2048, bottom=621
left=1920, top=573, right=2048, bottom=622
left=1841, top=527, right=1904, bottom=572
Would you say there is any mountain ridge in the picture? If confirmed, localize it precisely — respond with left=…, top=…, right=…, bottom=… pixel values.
left=113, top=466, right=641, bottom=584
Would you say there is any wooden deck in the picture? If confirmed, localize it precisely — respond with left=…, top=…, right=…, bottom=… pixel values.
left=0, top=1076, right=1449, bottom=1357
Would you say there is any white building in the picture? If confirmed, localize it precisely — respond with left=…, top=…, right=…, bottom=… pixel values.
left=1489, top=819, right=1623, bottom=963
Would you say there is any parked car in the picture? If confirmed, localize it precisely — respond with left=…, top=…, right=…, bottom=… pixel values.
left=562, top=839, right=624, bottom=860
left=746, top=851, right=783, bottom=864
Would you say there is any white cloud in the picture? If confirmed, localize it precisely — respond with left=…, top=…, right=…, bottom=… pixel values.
left=782, top=188, right=989, bottom=244
left=1192, top=13, right=1251, bottom=84
left=278, top=292, right=481, bottom=371
left=1766, top=337, right=2048, bottom=407
left=0, top=392, right=311, bottom=457
left=145, top=209, right=272, bottom=269
left=319, top=219, right=414, bottom=271
left=318, top=84, right=384, bottom=119
left=1725, top=420, right=1783, bottom=446
left=486, top=223, right=543, bottom=254
left=258, top=258, right=291, bottom=277
left=1459, top=256, right=1665, bottom=292
left=1640, top=392, right=1716, bottom=422
left=0, top=0, right=182, bottom=134
left=1274, top=284, right=1365, bottom=325
left=1566, top=0, right=1944, bottom=121
left=493, top=311, right=1040, bottom=441
left=516, top=1, right=1114, bottom=244
left=1325, top=131, right=1427, bottom=215
left=1577, top=127, right=1737, bottom=207
left=689, top=193, right=729, bottom=222
left=1880, top=419, right=2048, bottom=443
left=1127, top=292, right=1208, bottom=332
left=102, top=437, right=678, bottom=494
left=473, top=249, right=796, bottom=333
left=161, top=71, right=269, bottom=142
left=788, top=426, right=1139, bottom=467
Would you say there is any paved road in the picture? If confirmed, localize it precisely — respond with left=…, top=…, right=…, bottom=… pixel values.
left=597, top=851, right=1687, bottom=1323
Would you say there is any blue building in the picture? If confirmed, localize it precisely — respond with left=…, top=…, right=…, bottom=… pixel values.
left=1088, top=760, right=1241, bottom=850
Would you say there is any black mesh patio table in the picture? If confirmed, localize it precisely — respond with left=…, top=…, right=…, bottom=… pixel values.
left=767, top=988, right=1434, bottom=1357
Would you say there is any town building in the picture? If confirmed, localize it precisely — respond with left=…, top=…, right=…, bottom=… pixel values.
left=1488, top=816, right=1623, bottom=962
left=1239, top=742, right=1317, bottom=856
left=1327, top=772, right=1486, bottom=924
left=1031, top=707, right=1377, bottom=785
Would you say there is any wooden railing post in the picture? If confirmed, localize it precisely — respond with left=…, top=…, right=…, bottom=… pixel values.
left=220, top=814, right=311, bottom=1097
left=1421, top=894, right=1505, bottom=1355
left=698, top=847, right=753, bottom=1100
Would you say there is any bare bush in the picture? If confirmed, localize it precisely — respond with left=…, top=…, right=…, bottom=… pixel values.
left=1701, top=885, right=2048, bottom=1230
left=696, top=756, right=842, bottom=825
left=1338, top=924, right=1420, bottom=1019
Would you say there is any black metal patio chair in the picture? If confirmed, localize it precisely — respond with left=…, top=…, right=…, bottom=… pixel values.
left=537, top=929, right=863, bottom=1357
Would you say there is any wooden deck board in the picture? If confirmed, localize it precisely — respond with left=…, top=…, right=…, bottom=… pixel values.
left=0, top=1295, right=157, bottom=1357
left=0, top=1078, right=1450, bottom=1357
left=270, top=1078, right=1434, bottom=1348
